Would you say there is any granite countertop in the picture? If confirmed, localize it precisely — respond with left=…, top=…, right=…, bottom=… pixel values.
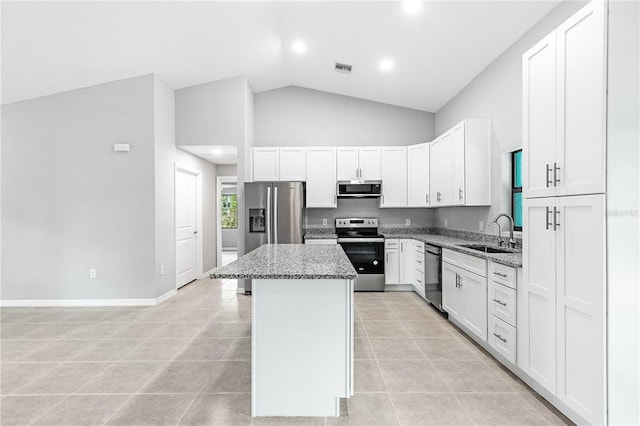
left=381, top=232, right=522, bottom=268
left=210, top=244, right=357, bottom=280
left=304, top=229, right=338, bottom=240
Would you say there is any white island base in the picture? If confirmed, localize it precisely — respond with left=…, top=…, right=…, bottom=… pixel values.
left=252, top=278, right=354, bottom=417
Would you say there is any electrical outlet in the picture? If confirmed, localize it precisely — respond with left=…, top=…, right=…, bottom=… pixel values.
left=479, top=221, right=484, bottom=231
left=89, top=269, right=96, bottom=279
left=405, top=218, right=411, bottom=226
left=444, top=219, right=448, bottom=227
left=322, top=218, right=327, bottom=226
left=160, top=265, right=165, bottom=275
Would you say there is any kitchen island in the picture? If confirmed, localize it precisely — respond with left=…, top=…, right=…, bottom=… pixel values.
left=210, top=244, right=357, bottom=417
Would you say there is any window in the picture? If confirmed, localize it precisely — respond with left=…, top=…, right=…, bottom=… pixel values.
left=512, top=149, right=523, bottom=231
left=221, top=194, right=238, bottom=229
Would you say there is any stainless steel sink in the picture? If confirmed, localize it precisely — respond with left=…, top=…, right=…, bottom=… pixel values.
left=459, top=244, right=516, bottom=254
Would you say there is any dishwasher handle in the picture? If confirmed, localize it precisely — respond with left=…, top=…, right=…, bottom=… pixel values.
left=425, top=244, right=442, bottom=256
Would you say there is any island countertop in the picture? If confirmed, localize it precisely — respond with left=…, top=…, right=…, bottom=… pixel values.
left=210, top=244, right=357, bottom=280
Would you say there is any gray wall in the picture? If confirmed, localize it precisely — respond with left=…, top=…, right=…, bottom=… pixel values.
left=175, top=148, right=218, bottom=272
left=433, top=1, right=587, bottom=233
left=153, top=76, right=177, bottom=297
left=1, top=75, right=157, bottom=300
left=216, top=164, right=237, bottom=176
left=255, top=86, right=435, bottom=147
left=606, top=1, right=639, bottom=423
left=175, top=76, right=247, bottom=147
left=222, top=229, right=238, bottom=250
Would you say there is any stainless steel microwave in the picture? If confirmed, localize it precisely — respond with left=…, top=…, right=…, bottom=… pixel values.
left=337, top=181, right=382, bottom=198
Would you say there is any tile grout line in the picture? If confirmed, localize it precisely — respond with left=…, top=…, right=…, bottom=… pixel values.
left=174, top=297, right=248, bottom=426
left=401, top=309, right=479, bottom=426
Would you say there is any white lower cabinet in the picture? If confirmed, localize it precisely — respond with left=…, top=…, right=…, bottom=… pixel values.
left=488, top=315, right=517, bottom=364
left=442, top=251, right=487, bottom=342
left=521, top=194, right=606, bottom=424
left=398, top=239, right=414, bottom=284
left=384, top=240, right=399, bottom=285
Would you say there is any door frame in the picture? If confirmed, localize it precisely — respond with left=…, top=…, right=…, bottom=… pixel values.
left=216, top=175, right=238, bottom=268
left=175, top=165, right=203, bottom=289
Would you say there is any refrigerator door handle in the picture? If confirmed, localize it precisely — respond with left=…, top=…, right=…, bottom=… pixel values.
left=274, top=186, right=278, bottom=244
left=266, top=186, right=272, bottom=244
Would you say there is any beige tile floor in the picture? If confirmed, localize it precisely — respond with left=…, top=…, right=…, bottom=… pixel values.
left=0, top=278, right=572, bottom=425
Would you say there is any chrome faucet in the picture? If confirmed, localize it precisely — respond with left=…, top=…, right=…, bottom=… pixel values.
left=494, top=213, right=516, bottom=248
left=487, top=220, right=503, bottom=246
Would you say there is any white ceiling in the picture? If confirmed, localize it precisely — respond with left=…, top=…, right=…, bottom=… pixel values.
left=1, top=1, right=559, bottom=112
left=179, top=145, right=238, bottom=164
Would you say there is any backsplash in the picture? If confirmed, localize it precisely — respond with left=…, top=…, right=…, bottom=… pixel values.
left=305, top=198, right=435, bottom=229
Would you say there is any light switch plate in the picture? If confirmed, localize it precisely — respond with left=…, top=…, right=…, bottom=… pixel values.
left=89, top=269, right=96, bottom=279
left=444, top=219, right=448, bottom=227
left=479, top=221, right=484, bottom=231
left=322, top=219, right=327, bottom=226
left=405, top=218, right=411, bottom=226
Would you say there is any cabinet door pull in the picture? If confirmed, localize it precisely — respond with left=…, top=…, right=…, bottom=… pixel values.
left=553, top=162, right=560, bottom=186
left=493, top=271, right=507, bottom=278
left=458, top=188, right=463, bottom=200
left=545, top=206, right=552, bottom=230
left=546, top=164, right=553, bottom=187
left=458, top=275, right=462, bottom=289
left=425, top=193, right=429, bottom=204
left=553, top=206, right=560, bottom=230
left=492, top=298, right=507, bottom=306
left=493, top=333, right=507, bottom=343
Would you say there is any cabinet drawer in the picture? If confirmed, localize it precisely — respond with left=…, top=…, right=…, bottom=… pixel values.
left=415, top=256, right=425, bottom=272
left=443, top=249, right=487, bottom=277
left=488, top=261, right=517, bottom=289
left=488, top=280, right=517, bottom=327
left=414, top=241, right=425, bottom=252
left=385, top=239, right=399, bottom=249
left=488, top=316, right=516, bottom=364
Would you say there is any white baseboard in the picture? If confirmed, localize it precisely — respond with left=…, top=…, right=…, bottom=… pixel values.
left=155, top=288, right=177, bottom=305
left=222, top=247, right=238, bottom=251
left=384, top=284, right=415, bottom=292
left=200, top=268, right=215, bottom=279
left=1, top=288, right=178, bottom=307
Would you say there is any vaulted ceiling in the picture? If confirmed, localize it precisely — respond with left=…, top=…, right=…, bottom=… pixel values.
left=1, top=1, right=560, bottom=111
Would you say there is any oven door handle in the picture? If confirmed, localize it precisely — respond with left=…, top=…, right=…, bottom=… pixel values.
left=338, top=238, right=385, bottom=243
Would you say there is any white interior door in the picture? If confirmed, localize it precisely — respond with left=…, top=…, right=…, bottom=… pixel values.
left=176, top=169, right=198, bottom=288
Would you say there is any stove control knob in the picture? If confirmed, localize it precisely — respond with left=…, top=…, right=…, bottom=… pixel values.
left=373, top=260, right=378, bottom=266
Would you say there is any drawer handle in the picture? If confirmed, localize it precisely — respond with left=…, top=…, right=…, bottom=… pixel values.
left=492, top=298, right=507, bottom=306
left=493, top=333, right=507, bottom=343
left=416, top=260, right=423, bottom=264
left=493, top=271, right=508, bottom=278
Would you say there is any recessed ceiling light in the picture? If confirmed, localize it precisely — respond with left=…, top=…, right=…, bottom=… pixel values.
left=211, top=149, right=223, bottom=156
left=291, top=40, right=307, bottom=55
left=403, top=0, right=422, bottom=14
left=379, top=59, right=394, bottom=72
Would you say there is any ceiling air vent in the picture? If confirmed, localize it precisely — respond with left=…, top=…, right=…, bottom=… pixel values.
left=334, top=62, right=353, bottom=74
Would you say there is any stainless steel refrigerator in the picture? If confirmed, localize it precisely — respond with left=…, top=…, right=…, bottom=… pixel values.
left=242, top=182, right=305, bottom=294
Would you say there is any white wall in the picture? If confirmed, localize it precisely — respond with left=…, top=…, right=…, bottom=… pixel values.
left=222, top=229, right=238, bottom=250
left=255, top=86, right=435, bottom=147
left=433, top=1, right=587, bottom=233
left=1, top=75, right=157, bottom=300
left=153, top=76, right=177, bottom=297
left=606, top=1, right=640, bottom=423
left=175, top=148, right=218, bottom=272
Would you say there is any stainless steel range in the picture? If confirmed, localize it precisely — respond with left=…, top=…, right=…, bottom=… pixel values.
left=336, top=218, right=385, bottom=292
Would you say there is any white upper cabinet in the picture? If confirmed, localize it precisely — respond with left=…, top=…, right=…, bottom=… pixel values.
left=407, top=143, right=430, bottom=207
left=306, top=147, right=337, bottom=208
left=358, top=147, right=382, bottom=180
left=278, top=148, right=306, bottom=181
left=379, top=147, right=407, bottom=208
left=429, top=120, right=490, bottom=207
left=337, top=147, right=381, bottom=181
left=523, top=0, right=606, bottom=198
left=253, top=148, right=279, bottom=181
left=252, top=147, right=305, bottom=181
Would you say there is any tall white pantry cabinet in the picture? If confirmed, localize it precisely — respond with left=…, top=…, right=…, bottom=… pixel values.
left=521, top=1, right=607, bottom=424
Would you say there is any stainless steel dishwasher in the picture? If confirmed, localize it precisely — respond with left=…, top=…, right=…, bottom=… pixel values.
left=424, top=244, right=444, bottom=312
